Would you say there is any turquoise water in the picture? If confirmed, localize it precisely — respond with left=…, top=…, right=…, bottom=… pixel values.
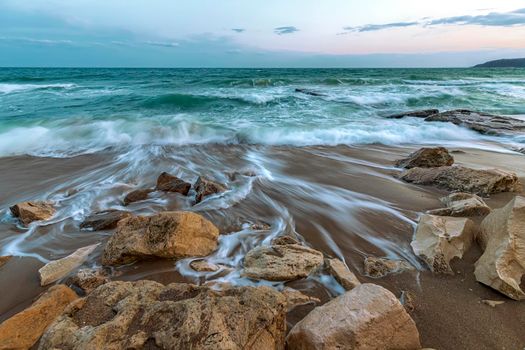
left=0, top=68, right=524, bottom=156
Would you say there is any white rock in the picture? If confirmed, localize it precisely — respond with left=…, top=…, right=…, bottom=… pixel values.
left=39, top=244, right=99, bottom=286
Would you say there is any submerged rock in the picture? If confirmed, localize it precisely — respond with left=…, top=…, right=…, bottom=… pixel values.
left=123, top=188, right=154, bottom=205
left=282, top=287, right=320, bottom=312
left=243, top=244, right=323, bottom=281
left=67, top=267, right=110, bottom=294
left=0, top=255, right=12, bottom=268
left=39, top=243, right=100, bottom=286
left=325, top=257, right=361, bottom=290
left=39, top=281, right=287, bottom=350
left=386, top=109, right=439, bottom=119
left=286, top=283, right=421, bottom=350
left=9, top=201, right=55, bottom=225
left=424, top=109, right=525, bottom=136
left=102, top=211, right=219, bottom=266
left=156, top=172, right=191, bottom=195
left=295, top=88, right=325, bottom=97
left=474, top=196, right=525, bottom=300
left=427, top=192, right=491, bottom=217
left=395, top=147, right=454, bottom=169
left=400, top=165, right=521, bottom=196
left=364, top=256, right=413, bottom=278
left=80, top=209, right=131, bottom=231
left=411, top=215, right=476, bottom=274
left=194, top=176, right=226, bottom=203
left=0, top=285, right=78, bottom=350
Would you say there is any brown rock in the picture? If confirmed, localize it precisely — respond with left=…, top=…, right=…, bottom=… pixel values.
left=156, top=172, right=191, bottom=195
left=386, top=109, right=440, bottom=119
left=189, top=259, right=220, bottom=272
left=395, top=147, right=454, bottom=169
left=474, top=196, right=525, bottom=300
left=271, top=235, right=300, bottom=245
left=411, top=215, right=476, bottom=274
left=286, top=283, right=421, bottom=350
left=102, top=211, right=219, bottom=266
left=79, top=209, right=131, bottom=231
left=325, top=257, right=361, bottom=290
left=123, top=188, right=154, bottom=205
left=39, top=281, right=286, bottom=350
left=364, top=256, right=413, bottom=278
left=0, top=255, right=12, bottom=268
left=282, top=287, right=320, bottom=312
left=39, top=243, right=100, bottom=286
left=9, top=201, right=55, bottom=225
left=427, top=192, right=491, bottom=217
left=194, top=176, right=226, bottom=203
left=67, top=267, right=110, bottom=294
left=243, top=244, right=323, bottom=281
left=400, top=290, right=416, bottom=313
left=400, top=165, right=521, bottom=196
left=0, top=285, right=78, bottom=350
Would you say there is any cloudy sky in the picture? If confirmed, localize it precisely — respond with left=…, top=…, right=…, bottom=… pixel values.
left=1, top=0, right=525, bottom=67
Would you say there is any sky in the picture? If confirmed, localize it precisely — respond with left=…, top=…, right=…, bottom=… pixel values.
left=1, top=0, right=525, bottom=67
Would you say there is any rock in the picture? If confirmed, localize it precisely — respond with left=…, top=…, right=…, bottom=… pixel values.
left=0, top=255, right=12, bottom=268
left=156, top=172, right=191, bottom=195
left=400, top=291, right=416, bottom=313
left=395, top=147, right=454, bottom=169
left=400, top=165, right=521, bottom=196
left=295, top=88, right=325, bottom=97
left=474, top=196, right=525, bottom=300
left=39, top=281, right=286, bottom=350
left=67, top=267, right=110, bottom=294
left=272, top=235, right=300, bottom=245
left=424, top=109, right=525, bottom=136
left=0, top=285, right=78, bottom=350
left=123, top=188, right=154, bottom=205
left=9, top=201, right=55, bottom=225
left=102, top=211, right=219, bottom=266
left=286, top=283, right=421, bottom=350
left=243, top=244, right=323, bottom=281
left=194, top=176, right=226, bottom=203
left=427, top=192, right=491, bottom=217
left=282, top=287, right=320, bottom=312
left=411, top=215, right=476, bottom=274
left=79, top=209, right=131, bottom=231
left=39, top=243, right=100, bottom=286
left=364, top=256, right=413, bottom=278
left=189, top=259, right=220, bottom=272
left=325, top=258, right=361, bottom=290
left=386, top=109, right=440, bottom=119
left=481, top=300, right=505, bottom=307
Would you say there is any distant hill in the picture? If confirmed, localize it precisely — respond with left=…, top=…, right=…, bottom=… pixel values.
left=474, top=58, right=525, bottom=68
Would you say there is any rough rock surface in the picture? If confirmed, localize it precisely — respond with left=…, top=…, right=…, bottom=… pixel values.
left=156, top=172, right=191, bottom=195
left=194, top=176, right=226, bottom=203
left=0, top=255, right=12, bottom=268
left=0, top=285, right=78, bottom=350
left=39, top=243, right=100, bottom=286
left=386, top=109, right=439, bottom=119
left=243, top=244, right=323, bottom=281
left=364, top=256, right=413, bottom=278
left=474, top=196, right=525, bottom=300
left=123, top=188, right=154, bottom=205
left=325, top=258, right=361, bottom=290
left=9, top=201, right=55, bottom=225
left=189, top=259, right=220, bottom=272
left=427, top=192, right=491, bottom=217
left=424, top=109, right=525, bottom=136
left=395, top=147, right=454, bottom=169
left=39, top=281, right=287, bottom=350
left=80, top=210, right=131, bottom=231
left=102, top=211, right=219, bottom=266
left=271, top=235, right=300, bottom=245
left=67, top=267, right=110, bottom=294
left=282, top=287, right=320, bottom=312
left=286, top=283, right=421, bottom=350
left=400, top=165, right=521, bottom=196
left=411, top=215, right=476, bottom=274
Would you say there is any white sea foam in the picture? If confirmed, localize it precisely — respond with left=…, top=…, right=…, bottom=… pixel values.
left=0, top=83, right=76, bottom=94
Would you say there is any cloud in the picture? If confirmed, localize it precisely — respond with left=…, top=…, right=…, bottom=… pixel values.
left=274, top=26, right=299, bottom=35
left=231, top=28, right=245, bottom=33
left=344, top=21, right=419, bottom=32
left=143, top=40, right=179, bottom=48
left=0, top=36, right=74, bottom=45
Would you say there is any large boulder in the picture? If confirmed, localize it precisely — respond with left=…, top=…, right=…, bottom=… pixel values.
left=123, top=188, right=154, bottom=205
left=80, top=210, right=131, bottom=231
left=411, top=215, right=476, bottom=274
left=286, top=283, right=421, bottom=350
left=242, top=244, right=323, bottom=281
left=0, top=285, right=78, bottom=350
left=39, top=281, right=287, bottom=350
left=102, top=211, right=219, bottom=266
left=194, top=176, right=226, bottom=204
left=39, top=243, right=100, bottom=286
left=364, top=256, right=413, bottom=278
left=325, top=257, right=361, bottom=290
left=400, top=165, right=521, bottom=196
left=474, top=196, right=525, bottom=300
left=9, top=201, right=55, bottom=225
left=395, top=147, right=454, bottom=169
left=156, top=172, right=191, bottom=195
left=427, top=192, right=491, bottom=217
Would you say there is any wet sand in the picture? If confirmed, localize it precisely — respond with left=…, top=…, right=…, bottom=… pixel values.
left=0, top=143, right=524, bottom=350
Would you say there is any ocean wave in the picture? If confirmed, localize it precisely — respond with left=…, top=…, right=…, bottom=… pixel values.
left=0, top=83, right=76, bottom=94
